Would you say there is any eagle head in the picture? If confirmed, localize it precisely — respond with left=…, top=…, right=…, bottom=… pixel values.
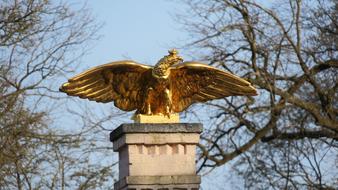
left=167, top=49, right=183, bottom=66
left=153, top=49, right=183, bottom=77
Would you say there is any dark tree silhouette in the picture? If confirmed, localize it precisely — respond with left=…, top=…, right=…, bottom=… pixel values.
left=0, top=1, right=117, bottom=189
left=178, top=0, right=337, bottom=189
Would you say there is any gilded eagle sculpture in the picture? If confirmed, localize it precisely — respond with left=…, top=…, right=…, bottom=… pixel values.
left=60, top=49, right=257, bottom=116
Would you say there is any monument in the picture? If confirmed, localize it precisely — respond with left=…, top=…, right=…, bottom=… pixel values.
left=60, top=49, right=257, bottom=189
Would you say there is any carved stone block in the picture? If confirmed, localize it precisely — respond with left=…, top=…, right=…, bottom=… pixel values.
left=110, top=123, right=202, bottom=190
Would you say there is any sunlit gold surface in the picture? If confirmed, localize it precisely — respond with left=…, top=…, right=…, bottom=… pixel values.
left=60, top=49, right=257, bottom=117
left=133, top=113, right=180, bottom=123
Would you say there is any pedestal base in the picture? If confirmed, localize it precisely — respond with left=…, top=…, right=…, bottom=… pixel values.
left=114, top=175, right=201, bottom=190
left=110, top=123, right=202, bottom=190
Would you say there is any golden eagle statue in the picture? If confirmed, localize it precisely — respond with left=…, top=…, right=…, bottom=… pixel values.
left=60, top=50, right=257, bottom=117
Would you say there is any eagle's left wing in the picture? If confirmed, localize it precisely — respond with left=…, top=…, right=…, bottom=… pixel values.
left=169, top=62, right=257, bottom=112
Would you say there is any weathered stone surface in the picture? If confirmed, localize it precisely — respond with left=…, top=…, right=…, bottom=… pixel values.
left=116, top=135, right=199, bottom=178
left=113, top=133, right=200, bottom=151
left=124, top=175, right=200, bottom=185
left=114, top=175, right=201, bottom=190
left=119, top=184, right=199, bottom=190
left=110, top=123, right=203, bottom=142
left=111, top=123, right=202, bottom=190
left=126, top=145, right=196, bottom=177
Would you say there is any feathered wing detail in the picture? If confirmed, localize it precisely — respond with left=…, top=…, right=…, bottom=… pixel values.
left=60, top=61, right=152, bottom=111
left=169, top=62, right=257, bottom=112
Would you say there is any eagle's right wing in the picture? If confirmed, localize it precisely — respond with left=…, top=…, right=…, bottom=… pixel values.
left=60, top=61, right=152, bottom=111
left=170, top=62, right=257, bottom=112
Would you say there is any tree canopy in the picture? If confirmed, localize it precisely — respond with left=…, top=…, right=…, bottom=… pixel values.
left=178, top=0, right=337, bottom=189
left=0, top=1, right=117, bottom=189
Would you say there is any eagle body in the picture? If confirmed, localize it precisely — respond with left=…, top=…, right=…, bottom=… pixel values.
left=60, top=50, right=257, bottom=116
left=141, top=74, right=172, bottom=115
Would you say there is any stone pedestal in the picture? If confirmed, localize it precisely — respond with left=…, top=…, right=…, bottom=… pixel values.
left=110, top=123, right=202, bottom=190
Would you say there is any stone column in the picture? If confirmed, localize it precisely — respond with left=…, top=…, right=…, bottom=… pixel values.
left=110, top=123, right=202, bottom=190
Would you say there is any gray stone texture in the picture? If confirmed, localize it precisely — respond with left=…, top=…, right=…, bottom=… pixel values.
left=114, top=175, right=201, bottom=190
left=111, top=123, right=202, bottom=190
left=110, top=123, right=203, bottom=142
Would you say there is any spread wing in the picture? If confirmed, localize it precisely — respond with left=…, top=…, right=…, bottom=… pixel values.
left=60, top=61, right=152, bottom=111
left=170, top=62, right=257, bottom=112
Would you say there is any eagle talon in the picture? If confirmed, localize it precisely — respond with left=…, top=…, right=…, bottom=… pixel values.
left=165, top=106, right=171, bottom=118
left=146, top=104, right=152, bottom=115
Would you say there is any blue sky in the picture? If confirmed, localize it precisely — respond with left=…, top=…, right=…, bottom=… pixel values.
left=82, top=0, right=189, bottom=66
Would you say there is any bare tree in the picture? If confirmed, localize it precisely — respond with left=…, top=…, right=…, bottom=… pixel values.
left=178, top=0, right=337, bottom=189
left=0, top=0, right=118, bottom=189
